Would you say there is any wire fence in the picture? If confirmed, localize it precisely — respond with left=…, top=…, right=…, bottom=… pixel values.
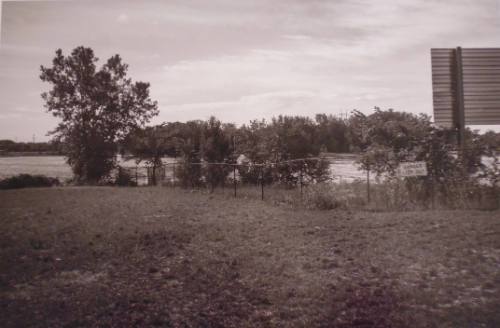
left=119, top=157, right=355, bottom=196
left=117, top=152, right=499, bottom=211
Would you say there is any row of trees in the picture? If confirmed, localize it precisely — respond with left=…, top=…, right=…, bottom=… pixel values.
left=122, top=116, right=333, bottom=188
left=39, top=46, right=500, bottom=187
left=351, top=108, right=500, bottom=204
left=123, top=109, right=499, bottom=190
left=0, top=140, right=63, bottom=154
left=351, top=107, right=497, bottom=176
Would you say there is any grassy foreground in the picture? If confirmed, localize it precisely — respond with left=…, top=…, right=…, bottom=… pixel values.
left=1, top=187, right=499, bottom=327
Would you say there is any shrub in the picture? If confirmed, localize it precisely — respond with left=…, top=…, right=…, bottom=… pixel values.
left=302, top=182, right=366, bottom=210
left=301, top=178, right=497, bottom=212
left=272, top=158, right=331, bottom=187
left=175, top=158, right=204, bottom=188
left=237, top=164, right=274, bottom=185
left=114, top=167, right=137, bottom=187
left=0, top=174, right=60, bottom=189
left=204, top=163, right=232, bottom=190
left=304, top=183, right=341, bottom=210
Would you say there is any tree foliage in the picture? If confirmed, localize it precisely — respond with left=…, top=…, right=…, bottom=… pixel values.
left=0, top=140, right=63, bottom=154
left=350, top=107, right=494, bottom=206
left=40, top=46, right=158, bottom=183
left=87, top=100, right=498, bottom=192
left=122, top=125, right=175, bottom=185
left=201, top=117, right=234, bottom=190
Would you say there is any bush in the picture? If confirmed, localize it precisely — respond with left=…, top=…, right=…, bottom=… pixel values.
left=303, top=183, right=341, bottom=210
left=364, top=177, right=499, bottom=211
left=0, top=174, right=60, bottom=189
left=114, top=167, right=137, bottom=187
left=204, top=163, right=232, bottom=190
left=175, top=159, right=204, bottom=188
left=237, top=164, right=274, bottom=185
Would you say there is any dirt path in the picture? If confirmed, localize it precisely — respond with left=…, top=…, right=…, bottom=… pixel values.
left=1, top=187, right=499, bottom=327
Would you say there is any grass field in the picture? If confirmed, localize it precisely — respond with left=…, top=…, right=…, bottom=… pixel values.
left=1, top=187, right=499, bottom=327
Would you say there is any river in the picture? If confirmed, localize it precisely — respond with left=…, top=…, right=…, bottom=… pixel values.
left=0, top=155, right=366, bottom=183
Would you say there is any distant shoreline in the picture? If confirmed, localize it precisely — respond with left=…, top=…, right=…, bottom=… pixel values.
left=0, top=152, right=63, bottom=157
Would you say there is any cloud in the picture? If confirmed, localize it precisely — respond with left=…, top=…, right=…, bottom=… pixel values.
left=116, top=13, right=129, bottom=23
left=0, top=112, right=22, bottom=119
left=0, top=1, right=2, bottom=43
left=156, top=90, right=326, bottom=124
left=153, top=33, right=422, bottom=116
left=1, top=0, right=500, bottom=140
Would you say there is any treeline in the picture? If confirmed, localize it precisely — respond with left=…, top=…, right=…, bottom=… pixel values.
left=121, top=114, right=345, bottom=187
left=122, top=113, right=350, bottom=158
left=0, top=139, right=63, bottom=155
left=121, top=109, right=500, bottom=188
left=122, top=109, right=500, bottom=163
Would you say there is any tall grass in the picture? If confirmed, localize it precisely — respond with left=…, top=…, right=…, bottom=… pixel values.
left=202, top=179, right=499, bottom=212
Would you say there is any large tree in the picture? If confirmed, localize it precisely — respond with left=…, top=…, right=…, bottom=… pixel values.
left=40, top=46, right=158, bottom=183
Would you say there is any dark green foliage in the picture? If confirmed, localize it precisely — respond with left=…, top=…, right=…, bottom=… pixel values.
left=349, top=108, right=434, bottom=174
left=0, top=174, right=60, bottom=189
left=479, top=131, right=500, bottom=151
left=176, top=159, right=204, bottom=188
left=235, top=120, right=272, bottom=184
left=0, top=139, right=16, bottom=151
left=174, top=121, right=205, bottom=188
left=0, top=140, right=63, bottom=154
left=238, top=164, right=274, bottom=185
left=201, top=117, right=234, bottom=190
left=154, top=117, right=234, bottom=189
left=269, top=115, right=322, bottom=160
left=315, top=114, right=350, bottom=153
left=351, top=107, right=493, bottom=208
left=122, top=125, right=173, bottom=185
left=236, top=115, right=330, bottom=186
left=40, top=46, right=158, bottom=184
left=114, top=167, right=137, bottom=187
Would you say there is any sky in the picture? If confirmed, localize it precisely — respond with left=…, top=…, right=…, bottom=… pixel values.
left=0, top=0, right=499, bottom=142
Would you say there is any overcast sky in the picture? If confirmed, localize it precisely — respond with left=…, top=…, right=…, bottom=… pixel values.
left=1, top=0, right=499, bottom=141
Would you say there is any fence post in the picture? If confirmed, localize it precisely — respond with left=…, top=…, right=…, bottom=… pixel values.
left=261, top=165, right=264, bottom=201
left=366, top=167, right=371, bottom=203
left=222, top=165, right=225, bottom=192
left=233, top=164, right=237, bottom=198
left=431, top=175, right=435, bottom=210
left=173, top=162, right=176, bottom=188
left=300, top=165, right=303, bottom=199
left=430, top=163, right=435, bottom=210
left=135, top=166, right=138, bottom=186
left=210, top=163, right=214, bottom=193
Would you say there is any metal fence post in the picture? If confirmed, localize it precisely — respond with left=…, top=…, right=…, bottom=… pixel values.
left=430, top=160, right=435, bottom=210
left=431, top=174, right=435, bottom=210
left=233, top=164, right=237, bottom=198
left=210, top=163, right=214, bottom=193
left=173, top=162, right=176, bottom=188
left=261, top=165, right=264, bottom=201
left=135, top=166, right=138, bottom=186
left=300, top=165, right=303, bottom=199
left=221, top=164, right=225, bottom=192
left=366, top=167, right=371, bottom=203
